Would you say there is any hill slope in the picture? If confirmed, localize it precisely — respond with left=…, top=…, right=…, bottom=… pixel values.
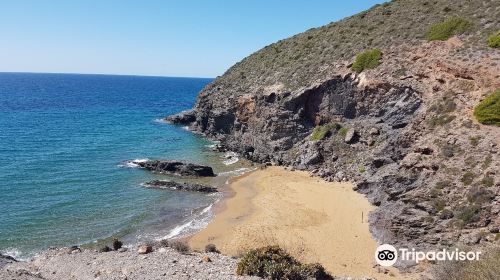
left=168, top=0, right=500, bottom=252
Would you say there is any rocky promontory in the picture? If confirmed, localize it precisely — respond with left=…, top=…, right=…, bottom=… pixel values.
left=129, top=160, right=216, bottom=177
left=144, top=180, right=218, bottom=193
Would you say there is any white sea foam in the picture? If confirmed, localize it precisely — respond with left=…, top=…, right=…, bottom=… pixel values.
left=222, top=151, right=239, bottom=165
left=153, top=118, right=168, bottom=124
left=161, top=200, right=219, bottom=240
left=1, top=248, right=24, bottom=261
left=217, top=167, right=255, bottom=177
left=117, top=158, right=149, bottom=168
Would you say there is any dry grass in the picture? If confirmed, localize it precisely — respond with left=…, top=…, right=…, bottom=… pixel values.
left=432, top=247, right=500, bottom=280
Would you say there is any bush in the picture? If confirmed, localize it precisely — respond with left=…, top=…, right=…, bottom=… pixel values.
left=433, top=247, right=500, bottom=280
left=205, top=243, right=219, bottom=253
left=236, top=246, right=333, bottom=280
left=426, top=17, right=472, bottom=41
left=456, top=204, right=480, bottom=224
left=338, top=127, right=348, bottom=137
left=428, top=114, right=456, bottom=127
left=170, top=241, right=190, bottom=254
left=351, top=49, right=382, bottom=73
left=473, top=90, right=500, bottom=126
left=480, top=176, right=494, bottom=188
left=310, top=123, right=340, bottom=141
left=461, top=172, right=475, bottom=185
left=487, top=31, right=500, bottom=48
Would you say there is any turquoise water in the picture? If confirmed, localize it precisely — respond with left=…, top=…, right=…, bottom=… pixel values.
left=0, top=73, right=245, bottom=259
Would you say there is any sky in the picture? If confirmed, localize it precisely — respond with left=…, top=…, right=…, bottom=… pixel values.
left=0, top=0, right=386, bottom=78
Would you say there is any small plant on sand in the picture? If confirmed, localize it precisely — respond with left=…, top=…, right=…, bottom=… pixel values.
left=170, top=241, right=190, bottom=254
left=351, top=49, right=382, bottom=73
left=205, top=243, right=220, bottom=253
left=236, top=246, right=333, bottom=280
left=310, top=123, right=340, bottom=141
left=426, top=17, right=472, bottom=41
left=487, top=31, right=500, bottom=48
left=473, top=89, right=500, bottom=126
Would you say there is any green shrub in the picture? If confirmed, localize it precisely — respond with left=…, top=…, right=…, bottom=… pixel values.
left=351, top=49, right=382, bottom=73
left=457, top=204, right=480, bottom=224
left=310, top=123, right=340, bottom=141
left=480, top=176, right=494, bottom=188
left=487, top=31, right=500, bottom=48
left=338, top=127, right=348, bottom=137
left=473, top=90, right=500, bottom=126
left=461, top=172, right=475, bottom=185
left=428, top=114, right=456, bottom=127
left=435, top=180, right=451, bottom=189
left=426, top=17, right=472, bottom=41
left=236, top=246, right=333, bottom=280
left=433, top=198, right=446, bottom=212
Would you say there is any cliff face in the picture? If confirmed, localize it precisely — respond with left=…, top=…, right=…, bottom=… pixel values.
left=168, top=0, right=500, bottom=249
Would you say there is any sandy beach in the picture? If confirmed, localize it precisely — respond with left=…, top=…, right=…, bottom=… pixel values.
left=189, top=166, right=411, bottom=279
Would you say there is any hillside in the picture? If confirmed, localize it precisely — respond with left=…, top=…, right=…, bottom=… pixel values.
left=168, top=0, right=500, bottom=255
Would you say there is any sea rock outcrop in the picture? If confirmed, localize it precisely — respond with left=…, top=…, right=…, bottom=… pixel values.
left=129, top=160, right=215, bottom=177
left=143, top=180, right=218, bottom=193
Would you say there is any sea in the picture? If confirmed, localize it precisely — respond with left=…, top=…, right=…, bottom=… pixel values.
left=0, top=73, right=249, bottom=260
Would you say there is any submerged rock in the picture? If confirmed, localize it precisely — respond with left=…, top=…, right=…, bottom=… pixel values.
left=130, top=160, right=215, bottom=177
left=144, top=180, right=218, bottom=193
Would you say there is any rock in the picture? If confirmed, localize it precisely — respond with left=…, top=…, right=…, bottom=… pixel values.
left=300, top=150, right=322, bottom=166
left=129, top=160, right=215, bottom=177
left=99, top=246, right=112, bottom=253
left=144, top=180, right=218, bottom=193
left=67, top=246, right=81, bottom=254
left=369, top=127, right=380, bottom=135
left=112, top=239, right=123, bottom=250
left=117, top=248, right=128, bottom=253
left=0, top=254, right=17, bottom=269
left=344, top=129, right=359, bottom=144
left=137, top=245, right=153, bottom=254
left=164, top=109, right=196, bottom=125
left=202, top=256, right=212, bottom=262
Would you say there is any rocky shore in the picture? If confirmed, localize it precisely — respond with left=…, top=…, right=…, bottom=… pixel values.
left=143, top=180, right=218, bottom=193
left=0, top=247, right=259, bottom=280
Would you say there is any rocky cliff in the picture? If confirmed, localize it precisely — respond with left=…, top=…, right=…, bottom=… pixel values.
left=168, top=0, right=500, bottom=250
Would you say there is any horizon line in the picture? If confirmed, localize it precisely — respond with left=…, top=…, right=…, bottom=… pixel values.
left=0, top=71, right=215, bottom=80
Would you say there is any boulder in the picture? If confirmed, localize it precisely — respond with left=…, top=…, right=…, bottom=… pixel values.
left=112, top=239, right=123, bottom=250
left=344, top=129, right=359, bottom=144
left=130, top=160, right=215, bottom=177
left=137, top=245, right=153, bottom=254
left=144, top=180, right=218, bottom=193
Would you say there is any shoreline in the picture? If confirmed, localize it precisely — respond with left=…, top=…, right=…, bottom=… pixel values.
left=188, top=166, right=412, bottom=279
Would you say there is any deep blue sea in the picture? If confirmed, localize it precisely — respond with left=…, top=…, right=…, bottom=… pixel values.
left=0, top=73, right=248, bottom=259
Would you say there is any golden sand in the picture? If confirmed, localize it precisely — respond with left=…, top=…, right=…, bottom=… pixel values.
left=189, top=166, right=412, bottom=279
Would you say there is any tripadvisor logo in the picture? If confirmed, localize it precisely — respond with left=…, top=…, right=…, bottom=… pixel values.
left=375, top=244, right=482, bottom=267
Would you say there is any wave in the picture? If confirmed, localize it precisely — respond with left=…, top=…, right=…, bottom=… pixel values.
left=222, top=151, right=239, bottom=165
left=153, top=118, right=168, bottom=124
left=117, top=158, right=149, bottom=168
left=217, top=167, right=256, bottom=177
left=1, top=248, right=24, bottom=261
left=160, top=196, right=221, bottom=240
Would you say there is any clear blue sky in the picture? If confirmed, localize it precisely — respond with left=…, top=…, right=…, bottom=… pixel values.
left=0, top=0, right=386, bottom=77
